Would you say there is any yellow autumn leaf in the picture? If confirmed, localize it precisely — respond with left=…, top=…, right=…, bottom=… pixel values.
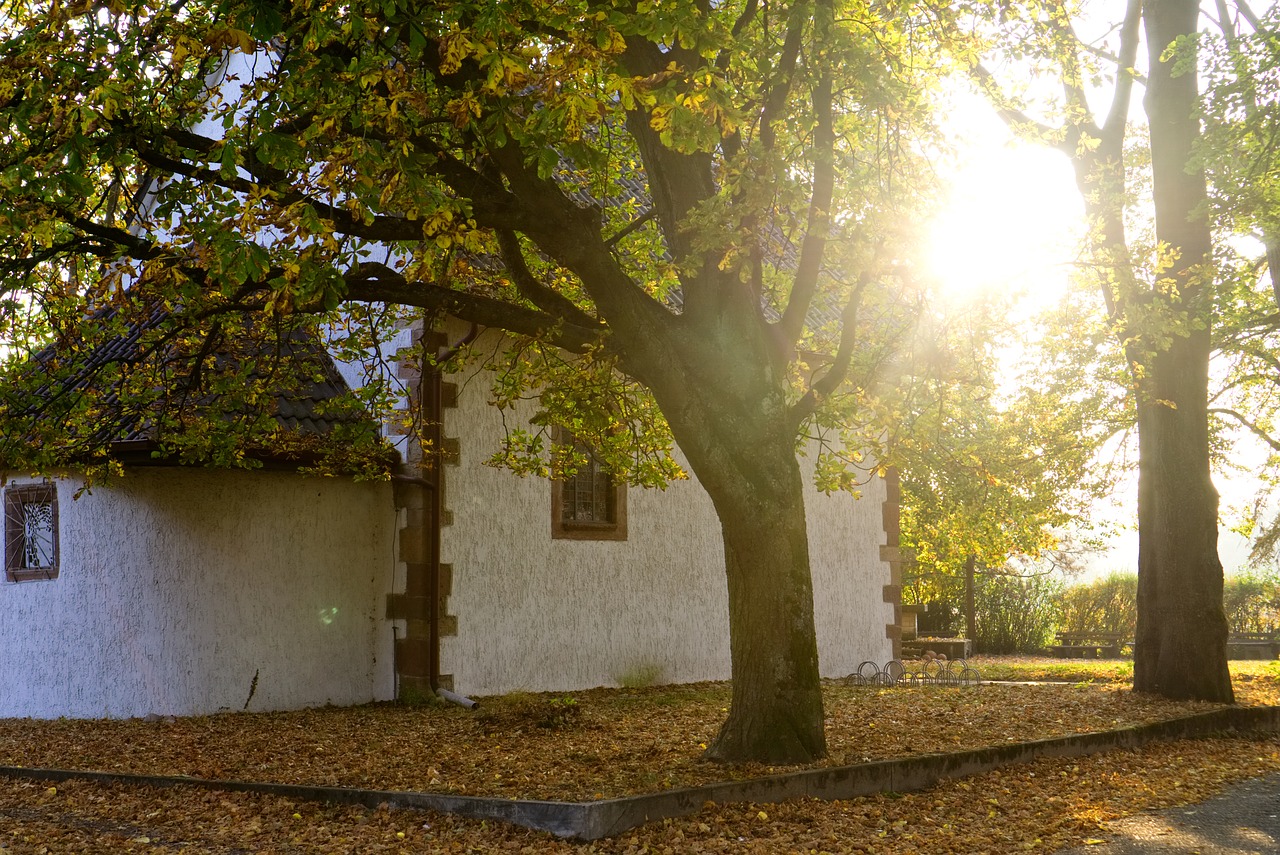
left=439, top=30, right=472, bottom=75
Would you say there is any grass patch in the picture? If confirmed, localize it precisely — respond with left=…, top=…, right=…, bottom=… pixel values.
left=973, top=657, right=1135, bottom=684
left=973, top=655, right=1280, bottom=685
left=616, top=662, right=666, bottom=689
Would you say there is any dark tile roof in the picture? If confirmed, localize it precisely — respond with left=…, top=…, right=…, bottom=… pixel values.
left=1, top=299, right=388, bottom=468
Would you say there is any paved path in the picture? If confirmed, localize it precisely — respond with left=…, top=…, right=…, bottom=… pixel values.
left=1055, top=773, right=1280, bottom=854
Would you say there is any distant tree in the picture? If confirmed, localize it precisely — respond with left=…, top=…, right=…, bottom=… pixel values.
left=894, top=298, right=1111, bottom=636
left=954, top=0, right=1234, bottom=702
left=1198, top=3, right=1280, bottom=560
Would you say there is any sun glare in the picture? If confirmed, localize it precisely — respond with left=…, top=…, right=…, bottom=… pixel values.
left=925, top=140, right=1083, bottom=310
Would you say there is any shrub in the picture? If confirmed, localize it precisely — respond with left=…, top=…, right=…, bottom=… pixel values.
left=1223, top=570, right=1280, bottom=633
left=1057, top=572, right=1138, bottom=638
left=974, top=573, right=1062, bottom=654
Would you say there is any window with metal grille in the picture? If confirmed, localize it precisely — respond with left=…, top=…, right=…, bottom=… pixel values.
left=561, top=452, right=615, bottom=523
left=5, top=482, right=59, bottom=582
left=551, top=435, right=627, bottom=541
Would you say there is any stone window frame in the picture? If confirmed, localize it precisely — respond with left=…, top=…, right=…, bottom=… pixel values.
left=5, top=482, right=59, bottom=582
left=550, top=429, right=627, bottom=541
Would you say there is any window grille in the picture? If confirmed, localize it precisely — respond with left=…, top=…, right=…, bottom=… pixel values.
left=5, top=483, right=59, bottom=581
left=551, top=434, right=627, bottom=541
left=561, top=452, right=616, bottom=524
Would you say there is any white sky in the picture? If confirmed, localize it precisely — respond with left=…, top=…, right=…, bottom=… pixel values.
left=923, top=86, right=1263, bottom=579
left=924, top=95, right=1083, bottom=307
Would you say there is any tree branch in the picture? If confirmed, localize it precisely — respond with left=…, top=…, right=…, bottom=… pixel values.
left=617, top=37, right=718, bottom=270
left=342, top=264, right=608, bottom=355
left=1208, top=406, right=1280, bottom=453
left=493, top=228, right=604, bottom=330
left=1078, top=42, right=1147, bottom=90
left=759, top=0, right=809, bottom=153
left=778, top=0, right=835, bottom=345
left=1235, top=0, right=1262, bottom=29
left=134, top=138, right=424, bottom=242
left=968, top=62, right=1061, bottom=146
left=789, top=274, right=870, bottom=426
left=1100, top=0, right=1142, bottom=140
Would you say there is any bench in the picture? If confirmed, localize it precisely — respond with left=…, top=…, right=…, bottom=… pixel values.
left=1049, top=632, right=1279, bottom=660
left=1227, top=632, right=1280, bottom=660
left=1051, top=632, right=1127, bottom=659
left=900, top=637, right=972, bottom=661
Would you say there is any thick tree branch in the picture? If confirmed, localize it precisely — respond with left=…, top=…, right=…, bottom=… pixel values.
left=133, top=138, right=424, bottom=242
left=475, top=136, right=677, bottom=358
left=968, top=62, right=1061, bottom=146
left=715, top=0, right=759, bottom=73
left=602, top=207, right=656, bottom=247
left=1062, top=1, right=1138, bottom=330
left=778, top=0, right=835, bottom=346
left=1101, top=0, right=1142, bottom=140
left=62, top=213, right=168, bottom=261
left=759, top=0, right=809, bottom=153
left=146, top=120, right=579, bottom=251
left=342, top=264, right=607, bottom=356
left=1044, top=0, right=1094, bottom=134
left=1234, top=0, right=1261, bottom=29
left=617, top=36, right=718, bottom=269
left=493, top=228, right=604, bottom=330
left=789, top=275, right=869, bottom=426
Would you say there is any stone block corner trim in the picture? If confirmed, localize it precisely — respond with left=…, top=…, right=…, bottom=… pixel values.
left=0, top=706, right=1276, bottom=841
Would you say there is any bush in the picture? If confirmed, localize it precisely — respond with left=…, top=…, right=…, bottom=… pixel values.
left=1057, top=572, right=1137, bottom=638
left=974, top=573, right=1062, bottom=654
left=1223, top=570, right=1280, bottom=633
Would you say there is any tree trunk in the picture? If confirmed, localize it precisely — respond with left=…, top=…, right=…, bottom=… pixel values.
left=1133, top=350, right=1232, bottom=700
left=622, top=296, right=830, bottom=764
left=1133, top=0, right=1233, bottom=702
left=700, top=433, right=827, bottom=764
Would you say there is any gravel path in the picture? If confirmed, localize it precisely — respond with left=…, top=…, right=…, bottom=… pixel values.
left=1055, top=772, right=1280, bottom=854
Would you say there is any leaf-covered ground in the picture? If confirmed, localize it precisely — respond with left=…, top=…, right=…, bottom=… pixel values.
left=0, top=657, right=1277, bottom=852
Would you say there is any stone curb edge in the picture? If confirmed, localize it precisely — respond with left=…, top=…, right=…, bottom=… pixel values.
left=1, top=706, right=1277, bottom=841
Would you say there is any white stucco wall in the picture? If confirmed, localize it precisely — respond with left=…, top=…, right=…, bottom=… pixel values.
left=806, top=461, right=895, bottom=676
left=0, top=469, right=398, bottom=719
left=438, top=340, right=895, bottom=696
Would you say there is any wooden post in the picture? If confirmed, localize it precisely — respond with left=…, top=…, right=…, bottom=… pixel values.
left=965, top=554, right=976, bottom=644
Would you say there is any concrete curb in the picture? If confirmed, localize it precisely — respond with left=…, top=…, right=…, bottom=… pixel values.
left=2, top=706, right=1277, bottom=840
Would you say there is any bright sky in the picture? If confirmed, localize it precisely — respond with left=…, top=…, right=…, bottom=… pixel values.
left=921, top=89, right=1260, bottom=579
left=924, top=127, right=1082, bottom=307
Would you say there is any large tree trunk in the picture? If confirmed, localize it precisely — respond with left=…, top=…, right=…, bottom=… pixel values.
left=642, top=324, right=828, bottom=764
left=702, top=435, right=826, bottom=764
left=1133, top=0, right=1233, bottom=702
left=1133, top=345, right=1233, bottom=700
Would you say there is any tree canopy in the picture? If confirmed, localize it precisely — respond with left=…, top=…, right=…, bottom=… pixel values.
left=0, top=0, right=949, bottom=476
